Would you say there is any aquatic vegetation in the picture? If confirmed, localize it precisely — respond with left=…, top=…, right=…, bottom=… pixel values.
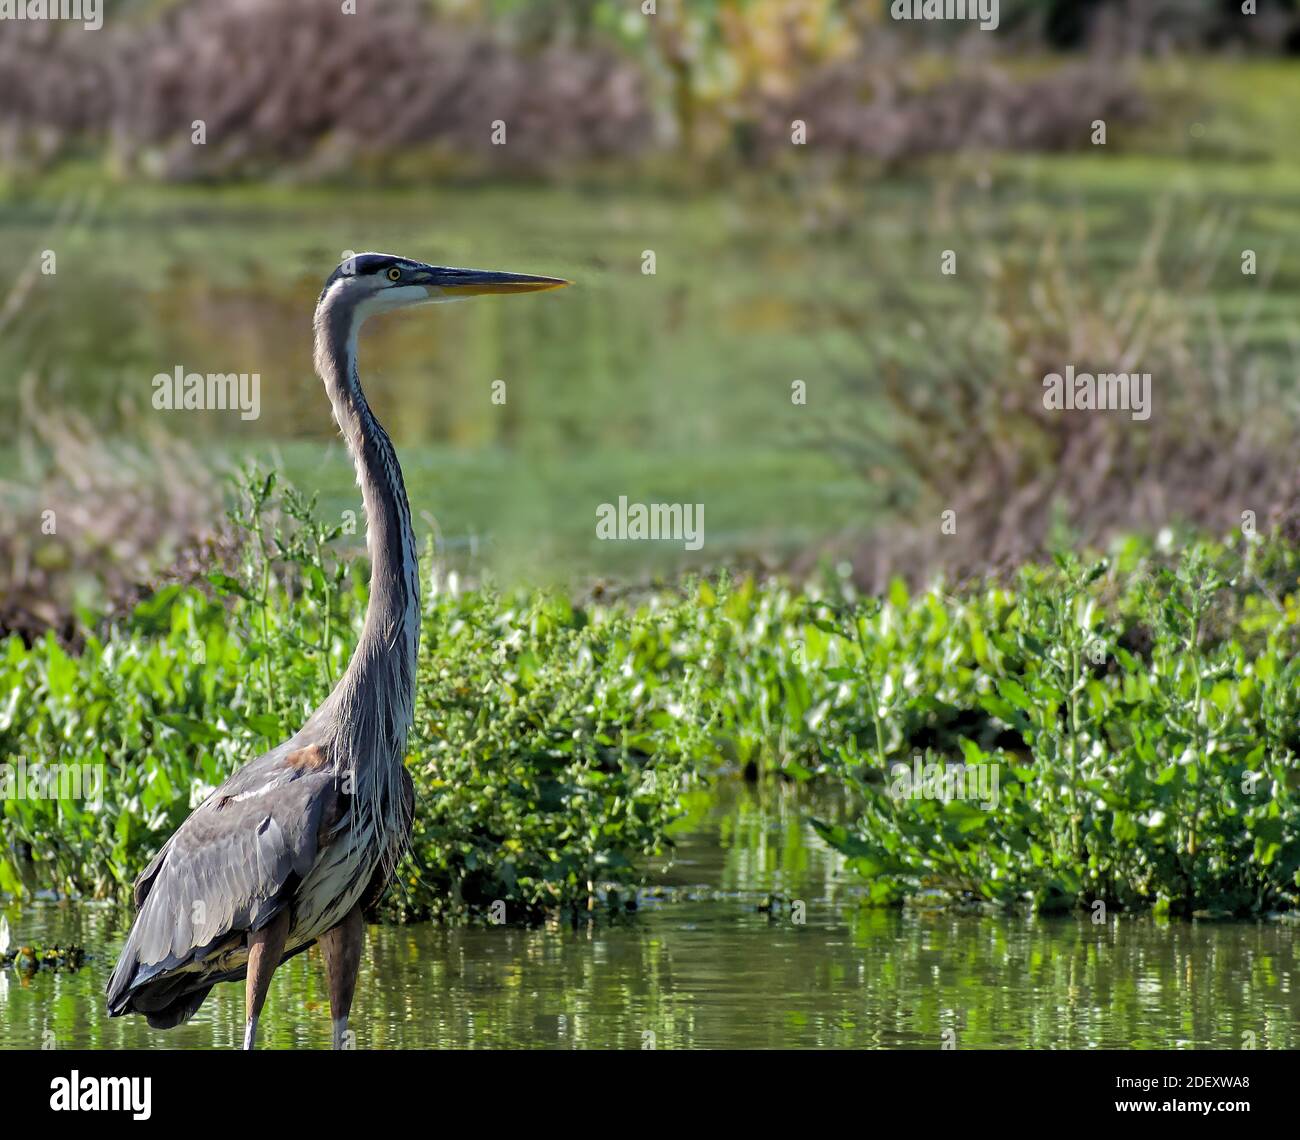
left=804, top=544, right=1300, bottom=916
left=0, top=915, right=84, bottom=974
left=0, top=467, right=708, bottom=920
left=2, top=944, right=85, bottom=975
left=2, top=469, right=1298, bottom=919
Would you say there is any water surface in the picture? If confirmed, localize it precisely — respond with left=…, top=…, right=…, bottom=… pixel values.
left=2, top=784, right=1297, bottom=1049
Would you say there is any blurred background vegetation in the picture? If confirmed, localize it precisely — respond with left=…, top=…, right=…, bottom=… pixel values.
left=3, top=0, right=1300, bottom=635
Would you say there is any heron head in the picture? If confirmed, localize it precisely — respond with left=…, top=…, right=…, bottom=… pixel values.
left=319, top=253, right=569, bottom=321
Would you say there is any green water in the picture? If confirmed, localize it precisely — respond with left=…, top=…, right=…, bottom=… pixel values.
left=2, top=783, right=1297, bottom=1050
left=0, top=183, right=870, bottom=584
left=5, top=157, right=1298, bottom=585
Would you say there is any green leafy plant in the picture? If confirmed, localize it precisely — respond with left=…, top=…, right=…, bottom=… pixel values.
left=3, top=470, right=1298, bottom=921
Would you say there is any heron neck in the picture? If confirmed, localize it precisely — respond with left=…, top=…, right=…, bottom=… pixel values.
left=312, top=296, right=421, bottom=758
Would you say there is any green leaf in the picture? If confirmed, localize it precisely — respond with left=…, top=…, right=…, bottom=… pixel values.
left=158, top=715, right=223, bottom=744
left=207, top=572, right=252, bottom=600
left=997, top=678, right=1033, bottom=713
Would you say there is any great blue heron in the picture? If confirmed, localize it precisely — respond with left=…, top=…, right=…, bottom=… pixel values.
left=106, top=254, right=568, bottom=1049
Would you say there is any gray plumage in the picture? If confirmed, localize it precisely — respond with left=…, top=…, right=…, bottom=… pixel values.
left=106, top=253, right=567, bottom=1041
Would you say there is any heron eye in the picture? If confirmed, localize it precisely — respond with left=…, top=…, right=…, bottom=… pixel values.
left=387, top=267, right=402, bottom=282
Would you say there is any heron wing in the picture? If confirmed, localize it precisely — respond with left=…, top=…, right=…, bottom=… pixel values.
left=106, top=739, right=339, bottom=1011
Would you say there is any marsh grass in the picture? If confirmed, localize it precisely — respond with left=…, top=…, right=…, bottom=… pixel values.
left=810, top=205, right=1300, bottom=592
left=0, top=387, right=231, bottom=647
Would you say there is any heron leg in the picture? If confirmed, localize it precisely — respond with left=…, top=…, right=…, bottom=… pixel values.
left=319, top=904, right=364, bottom=1049
left=243, top=909, right=290, bottom=1050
